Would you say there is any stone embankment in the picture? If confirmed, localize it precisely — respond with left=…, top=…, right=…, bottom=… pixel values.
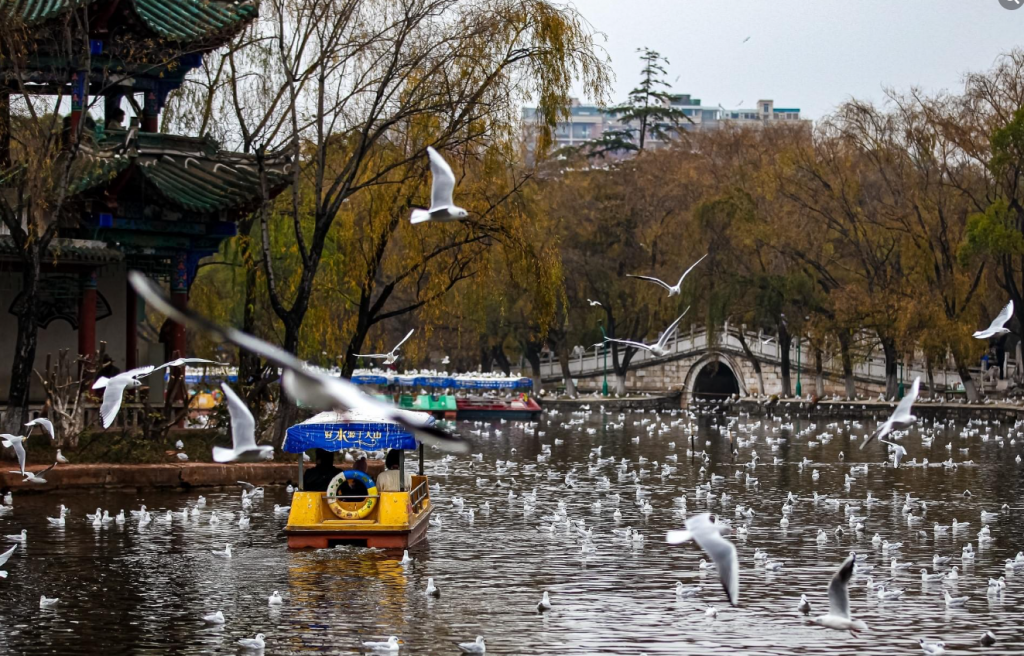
left=540, top=392, right=682, bottom=412
left=0, top=461, right=387, bottom=494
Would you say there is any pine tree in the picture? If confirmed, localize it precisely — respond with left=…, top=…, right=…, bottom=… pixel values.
left=587, top=48, right=692, bottom=157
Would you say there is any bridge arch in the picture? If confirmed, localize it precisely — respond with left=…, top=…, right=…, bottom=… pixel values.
left=683, top=352, right=747, bottom=400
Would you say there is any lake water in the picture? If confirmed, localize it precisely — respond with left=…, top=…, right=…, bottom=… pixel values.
left=1, top=407, right=1023, bottom=654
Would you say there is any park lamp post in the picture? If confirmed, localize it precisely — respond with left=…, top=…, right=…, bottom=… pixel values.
left=795, top=335, right=802, bottom=398
left=898, top=361, right=905, bottom=400
left=598, top=322, right=609, bottom=397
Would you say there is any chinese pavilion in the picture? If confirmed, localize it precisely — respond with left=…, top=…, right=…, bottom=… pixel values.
left=0, top=0, right=289, bottom=402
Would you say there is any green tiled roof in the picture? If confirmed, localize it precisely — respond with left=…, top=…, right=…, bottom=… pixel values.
left=70, top=130, right=291, bottom=215
left=131, top=0, right=256, bottom=41
left=1, top=0, right=91, bottom=23
left=3, top=0, right=256, bottom=42
left=0, top=235, right=123, bottom=263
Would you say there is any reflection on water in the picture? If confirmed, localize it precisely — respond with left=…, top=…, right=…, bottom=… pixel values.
left=1, top=408, right=1023, bottom=654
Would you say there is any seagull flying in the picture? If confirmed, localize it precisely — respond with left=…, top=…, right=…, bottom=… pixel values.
left=355, top=329, right=415, bottom=365
left=24, top=418, right=55, bottom=441
left=129, top=272, right=470, bottom=453
left=627, top=253, right=707, bottom=297
left=666, top=513, right=738, bottom=606
left=587, top=299, right=602, bottom=307
left=92, top=366, right=157, bottom=428
left=604, top=308, right=690, bottom=357
left=862, top=377, right=919, bottom=448
left=973, top=300, right=1013, bottom=339
left=880, top=439, right=908, bottom=468
left=1, top=434, right=28, bottom=475
left=212, top=383, right=274, bottom=463
left=812, top=552, right=867, bottom=634
left=410, top=147, right=468, bottom=224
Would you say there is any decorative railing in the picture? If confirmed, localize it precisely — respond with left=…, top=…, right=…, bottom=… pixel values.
left=539, top=325, right=996, bottom=390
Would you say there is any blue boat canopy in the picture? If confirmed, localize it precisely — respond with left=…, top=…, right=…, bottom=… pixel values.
left=282, top=410, right=425, bottom=453
left=351, top=370, right=532, bottom=390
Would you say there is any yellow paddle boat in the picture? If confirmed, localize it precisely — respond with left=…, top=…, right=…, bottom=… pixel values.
left=282, top=411, right=433, bottom=549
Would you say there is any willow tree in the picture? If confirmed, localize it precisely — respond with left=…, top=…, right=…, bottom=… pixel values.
left=543, top=147, right=702, bottom=395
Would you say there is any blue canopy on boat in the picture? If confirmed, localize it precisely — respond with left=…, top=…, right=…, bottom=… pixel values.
left=282, top=411, right=421, bottom=453
left=350, top=371, right=532, bottom=390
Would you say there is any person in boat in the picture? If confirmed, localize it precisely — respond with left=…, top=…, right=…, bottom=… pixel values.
left=303, top=448, right=342, bottom=492
left=376, top=449, right=413, bottom=492
left=337, top=454, right=370, bottom=500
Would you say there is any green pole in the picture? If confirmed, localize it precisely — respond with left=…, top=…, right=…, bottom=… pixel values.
left=599, top=324, right=609, bottom=396
left=795, top=336, right=802, bottom=398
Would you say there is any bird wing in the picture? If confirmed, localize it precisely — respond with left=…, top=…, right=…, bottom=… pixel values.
left=890, top=377, right=920, bottom=423
left=100, top=378, right=131, bottom=429
left=26, top=418, right=55, bottom=440
left=686, top=513, right=739, bottom=606
left=129, top=271, right=470, bottom=454
left=221, top=383, right=257, bottom=451
left=656, top=306, right=691, bottom=348
left=123, top=366, right=156, bottom=380
left=625, top=274, right=673, bottom=291
left=426, top=146, right=456, bottom=209
left=827, top=553, right=857, bottom=619
left=35, top=461, right=57, bottom=476
left=992, top=300, right=1014, bottom=330
left=603, top=337, right=653, bottom=352
left=3, top=438, right=27, bottom=473
left=391, top=328, right=415, bottom=354
left=91, top=376, right=110, bottom=390
left=354, top=353, right=388, bottom=359
left=674, top=253, right=708, bottom=288
left=0, top=544, right=15, bottom=567
left=153, top=358, right=222, bottom=372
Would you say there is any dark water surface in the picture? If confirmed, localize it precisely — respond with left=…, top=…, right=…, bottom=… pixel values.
left=2, top=407, right=1024, bottom=654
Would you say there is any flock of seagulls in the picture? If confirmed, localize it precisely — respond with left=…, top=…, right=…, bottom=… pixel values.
left=2, top=220, right=1021, bottom=654
left=3, top=388, right=1024, bottom=651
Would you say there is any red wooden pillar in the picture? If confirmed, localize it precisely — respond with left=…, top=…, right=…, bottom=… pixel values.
left=142, top=91, right=159, bottom=133
left=78, top=270, right=98, bottom=363
left=125, top=280, right=138, bottom=371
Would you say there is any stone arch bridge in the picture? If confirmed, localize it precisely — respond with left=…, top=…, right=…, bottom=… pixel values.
left=538, top=326, right=970, bottom=402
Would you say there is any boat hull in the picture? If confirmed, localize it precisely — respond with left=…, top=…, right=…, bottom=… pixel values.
left=455, top=397, right=542, bottom=421
left=285, top=478, right=432, bottom=549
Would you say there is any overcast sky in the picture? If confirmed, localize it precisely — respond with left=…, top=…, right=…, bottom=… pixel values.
left=570, top=0, right=1024, bottom=118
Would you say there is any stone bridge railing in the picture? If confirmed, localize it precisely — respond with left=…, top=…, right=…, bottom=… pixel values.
left=539, top=326, right=989, bottom=391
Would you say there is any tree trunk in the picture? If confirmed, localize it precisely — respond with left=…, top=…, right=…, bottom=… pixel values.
left=879, top=335, right=898, bottom=400
left=735, top=332, right=763, bottom=397
left=1016, top=341, right=1023, bottom=384
left=272, top=316, right=302, bottom=447
left=3, top=256, right=42, bottom=432
left=837, top=330, right=856, bottom=399
left=557, top=348, right=576, bottom=397
left=814, top=347, right=825, bottom=397
left=925, top=355, right=936, bottom=399
left=341, top=307, right=373, bottom=379
left=479, top=344, right=493, bottom=372
left=953, top=357, right=979, bottom=403
left=237, top=225, right=263, bottom=392
left=524, top=344, right=543, bottom=394
left=613, top=372, right=627, bottom=396
left=778, top=321, right=792, bottom=397
left=492, top=345, right=511, bottom=376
